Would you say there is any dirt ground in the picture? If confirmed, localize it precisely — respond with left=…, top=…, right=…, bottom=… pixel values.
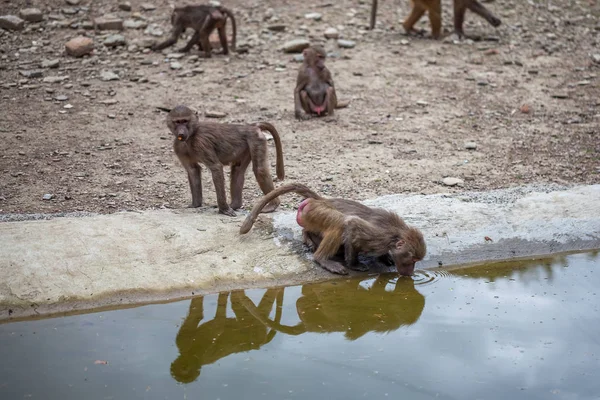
left=0, top=0, right=598, bottom=216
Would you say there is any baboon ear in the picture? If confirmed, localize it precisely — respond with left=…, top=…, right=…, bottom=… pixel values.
left=396, top=239, right=405, bottom=249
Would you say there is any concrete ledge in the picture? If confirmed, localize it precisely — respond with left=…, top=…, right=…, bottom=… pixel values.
left=1, top=184, right=599, bottom=322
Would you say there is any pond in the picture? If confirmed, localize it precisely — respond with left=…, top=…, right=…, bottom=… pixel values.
left=1, top=251, right=598, bottom=400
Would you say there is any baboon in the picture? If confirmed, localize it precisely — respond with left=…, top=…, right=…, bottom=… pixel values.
left=152, top=4, right=237, bottom=57
left=294, top=46, right=337, bottom=120
left=167, top=105, right=284, bottom=216
left=240, top=183, right=426, bottom=276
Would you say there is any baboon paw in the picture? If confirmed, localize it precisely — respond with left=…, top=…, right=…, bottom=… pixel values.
left=348, top=263, right=369, bottom=272
left=295, top=113, right=311, bottom=121
left=189, top=202, right=203, bottom=208
left=219, top=207, right=237, bottom=217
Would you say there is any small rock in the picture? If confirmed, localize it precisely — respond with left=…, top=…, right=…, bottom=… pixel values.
left=61, top=7, right=78, bottom=15
left=191, top=67, right=204, bottom=74
left=551, top=91, right=569, bottom=99
left=305, top=12, right=322, bottom=21
left=205, top=110, right=227, bottom=118
left=118, top=2, right=132, bottom=11
left=483, top=48, right=499, bottom=56
left=576, top=80, right=591, bottom=86
left=94, top=17, right=123, bottom=31
left=43, top=76, right=69, bottom=83
left=337, top=39, right=355, bottom=49
left=65, top=0, right=81, bottom=5
left=42, top=194, right=54, bottom=200
left=123, top=19, right=147, bottom=29
left=65, top=36, right=94, bottom=57
left=54, top=95, right=68, bottom=101
left=464, top=142, right=477, bottom=150
left=400, top=39, right=410, bottom=46
left=140, top=3, right=157, bottom=11
left=282, top=38, right=310, bottom=53
left=267, top=24, right=286, bottom=32
left=19, top=8, right=44, bottom=23
left=19, top=70, right=43, bottom=78
left=132, top=37, right=156, bottom=48
left=167, top=53, right=185, bottom=59
left=100, top=99, right=118, bottom=105
left=520, top=104, right=531, bottom=114
left=104, top=34, right=126, bottom=47
left=293, top=54, right=304, bottom=62
left=144, top=24, right=163, bottom=36
left=64, top=104, right=73, bottom=109
left=100, top=70, right=120, bottom=81
left=170, top=62, right=182, bottom=70
left=0, top=15, right=25, bottom=31
left=107, top=114, right=116, bottom=119
left=591, top=54, right=600, bottom=64
left=416, top=100, right=429, bottom=106
left=324, top=27, right=339, bottom=39
left=442, top=177, right=464, bottom=186
left=477, top=81, right=488, bottom=86
left=41, top=59, right=60, bottom=68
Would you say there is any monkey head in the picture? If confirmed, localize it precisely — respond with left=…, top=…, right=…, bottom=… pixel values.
left=390, top=228, right=427, bottom=276
left=167, top=105, right=198, bottom=142
left=303, top=46, right=327, bottom=71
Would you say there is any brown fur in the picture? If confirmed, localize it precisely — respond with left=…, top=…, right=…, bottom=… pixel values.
left=370, top=0, right=501, bottom=39
left=294, top=46, right=338, bottom=120
left=167, top=105, right=284, bottom=216
left=240, top=183, right=426, bottom=276
left=152, top=4, right=237, bottom=57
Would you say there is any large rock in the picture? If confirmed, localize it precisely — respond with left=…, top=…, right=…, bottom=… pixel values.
left=282, top=38, right=310, bottom=53
left=65, top=36, right=94, bottom=57
left=94, top=17, right=123, bottom=31
left=0, top=15, right=25, bottom=31
left=19, top=8, right=43, bottom=22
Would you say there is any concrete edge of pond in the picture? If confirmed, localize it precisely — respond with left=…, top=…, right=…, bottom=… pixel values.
left=1, top=183, right=599, bottom=322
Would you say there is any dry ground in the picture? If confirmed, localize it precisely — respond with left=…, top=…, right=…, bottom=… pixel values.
left=0, top=0, right=598, bottom=216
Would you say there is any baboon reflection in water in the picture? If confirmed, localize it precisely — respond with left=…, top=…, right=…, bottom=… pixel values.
left=170, top=275, right=424, bottom=383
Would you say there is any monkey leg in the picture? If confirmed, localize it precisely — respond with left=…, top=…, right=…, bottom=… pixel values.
left=467, top=0, right=502, bottom=27
left=295, top=90, right=312, bottom=120
left=453, top=0, right=467, bottom=37
left=217, top=25, right=229, bottom=55
left=248, top=134, right=279, bottom=213
left=199, top=31, right=213, bottom=58
left=426, top=0, right=442, bottom=39
left=403, top=1, right=427, bottom=36
left=230, top=153, right=251, bottom=210
left=313, top=229, right=348, bottom=275
left=208, top=164, right=236, bottom=216
left=343, top=219, right=370, bottom=272
left=302, top=230, right=320, bottom=252
left=324, top=86, right=336, bottom=117
left=185, top=162, right=203, bottom=207
left=180, top=30, right=201, bottom=53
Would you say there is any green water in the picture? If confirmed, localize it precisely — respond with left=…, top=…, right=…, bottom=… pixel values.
left=1, top=252, right=599, bottom=400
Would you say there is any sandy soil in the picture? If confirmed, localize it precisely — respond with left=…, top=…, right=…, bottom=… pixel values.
left=0, top=0, right=598, bottom=216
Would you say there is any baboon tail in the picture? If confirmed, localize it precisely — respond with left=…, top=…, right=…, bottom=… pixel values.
left=257, top=122, right=284, bottom=181
left=239, top=183, right=323, bottom=234
left=220, top=6, right=236, bottom=51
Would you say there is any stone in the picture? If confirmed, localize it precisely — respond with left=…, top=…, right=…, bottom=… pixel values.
left=42, top=194, right=55, bottom=200
left=100, top=70, right=120, bottom=81
left=0, top=15, right=25, bottom=31
left=167, top=53, right=185, bottom=59
left=464, top=142, right=477, bottom=150
left=282, top=38, right=310, bottom=53
left=41, top=59, right=60, bottom=68
left=591, top=54, right=600, bottom=64
left=65, top=36, right=94, bottom=57
left=100, top=99, right=118, bottom=105
left=416, top=100, right=429, bottom=106
left=140, top=3, right=156, bottom=11
left=551, top=91, right=569, bottom=99
left=304, top=12, right=322, bottom=21
left=337, top=39, right=355, bottom=49
left=43, top=76, right=69, bottom=83
left=293, top=54, right=304, bottom=62
left=123, top=19, right=147, bottom=29
left=61, top=7, right=78, bottom=15
left=144, top=24, right=163, bottom=36
left=94, top=17, right=123, bottom=31
left=324, top=27, right=339, bottom=39
left=205, top=110, right=227, bottom=118
left=118, top=2, right=132, bottom=11
left=267, top=24, right=286, bottom=32
left=442, top=177, right=464, bottom=186
left=132, top=37, right=156, bottom=48
left=170, top=62, right=182, bottom=70
left=104, top=34, right=126, bottom=47
left=65, top=0, right=81, bottom=5
left=19, top=8, right=43, bottom=22
left=19, top=70, right=43, bottom=78
left=54, top=95, right=68, bottom=101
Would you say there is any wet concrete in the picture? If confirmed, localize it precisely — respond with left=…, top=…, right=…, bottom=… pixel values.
left=1, top=184, right=599, bottom=321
